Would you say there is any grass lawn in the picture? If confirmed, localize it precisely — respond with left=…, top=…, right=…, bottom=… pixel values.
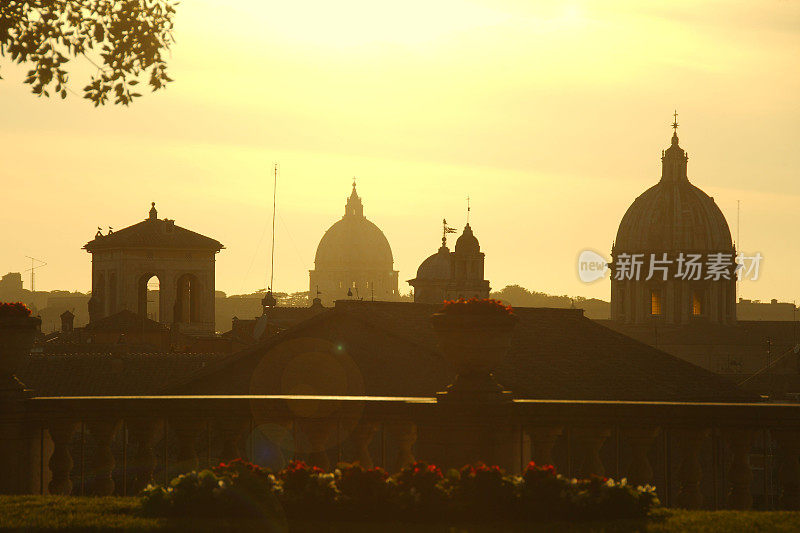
left=1, top=496, right=800, bottom=532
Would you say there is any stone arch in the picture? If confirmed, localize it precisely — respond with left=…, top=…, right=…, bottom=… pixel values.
left=174, top=273, right=202, bottom=325
left=137, top=273, right=162, bottom=321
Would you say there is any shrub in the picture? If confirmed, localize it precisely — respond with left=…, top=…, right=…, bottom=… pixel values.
left=141, top=464, right=283, bottom=525
left=451, top=463, right=519, bottom=520
left=521, top=461, right=574, bottom=518
left=212, top=459, right=280, bottom=517
left=388, top=461, right=450, bottom=520
left=276, top=460, right=338, bottom=518
left=570, top=476, right=660, bottom=521
left=336, top=463, right=392, bottom=519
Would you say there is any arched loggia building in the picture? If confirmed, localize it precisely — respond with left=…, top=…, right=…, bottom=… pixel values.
left=84, top=203, right=223, bottom=335
left=611, top=125, right=736, bottom=325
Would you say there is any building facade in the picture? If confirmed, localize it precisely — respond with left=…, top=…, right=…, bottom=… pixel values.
left=309, top=183, right=399, bottom=305
left=84, top=203, right=223, bottom=335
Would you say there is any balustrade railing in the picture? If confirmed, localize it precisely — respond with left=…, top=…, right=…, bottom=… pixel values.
left=16, top=395, right=800, bottom=511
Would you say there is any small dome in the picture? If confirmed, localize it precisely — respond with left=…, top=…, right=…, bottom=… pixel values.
left=615, top=133, right=733, bottom=252
left=415, top=246, right=451, bottom=280
left=455, top=224, right=480, bottom=254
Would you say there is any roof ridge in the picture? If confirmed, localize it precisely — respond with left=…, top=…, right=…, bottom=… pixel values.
left=160, top=310, right=335, bottom=393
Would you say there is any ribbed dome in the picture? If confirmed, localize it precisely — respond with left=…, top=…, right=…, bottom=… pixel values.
left=415, top=246, right=451, bottom=280
left=615, top=132, right=733, bottom=252
left=314, top=185, right=394, bottom=270
left=455, top=224, right=480, bottom=254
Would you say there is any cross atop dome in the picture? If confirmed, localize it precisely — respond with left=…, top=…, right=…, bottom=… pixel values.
left=661, top=111, right=688, bottom=182
left=670, top=110, right=680, bottom=146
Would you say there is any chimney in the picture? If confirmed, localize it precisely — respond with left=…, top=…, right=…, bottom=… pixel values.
left=60, top=310, right=75, bottom=333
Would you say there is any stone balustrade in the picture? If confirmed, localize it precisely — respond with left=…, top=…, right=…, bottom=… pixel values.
left=4, top=394, right=798, bottom=510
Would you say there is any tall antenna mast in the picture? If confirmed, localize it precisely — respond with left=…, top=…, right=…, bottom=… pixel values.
left=261, top=163, right=279, bottom=314
left=270, top=162, right=278, bottom=292
left=24, top=256, right=47, bottom=292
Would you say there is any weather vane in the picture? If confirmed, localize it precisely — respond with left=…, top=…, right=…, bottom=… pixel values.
left=442, top=218, right=457, bottom=247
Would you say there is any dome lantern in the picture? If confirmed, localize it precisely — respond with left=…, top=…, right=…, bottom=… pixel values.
left=455, top=224, right=480, bottom=255
left=345, top=179, right=364, bottom=218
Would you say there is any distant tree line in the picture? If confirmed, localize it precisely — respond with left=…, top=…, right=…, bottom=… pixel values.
left=490, top=285, right=610, bottom=319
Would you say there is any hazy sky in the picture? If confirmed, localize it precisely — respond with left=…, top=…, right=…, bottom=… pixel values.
left=1, top=0, right=798, bottom=304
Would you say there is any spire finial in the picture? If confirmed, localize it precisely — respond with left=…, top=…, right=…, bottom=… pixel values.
left=149, top=202, right=157, bottom=220
left=466, top=196, right=470, bottom=224
left=352, top=177, right=357, bottom=190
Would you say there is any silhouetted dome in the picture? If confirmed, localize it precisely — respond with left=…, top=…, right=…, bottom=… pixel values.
left=415, top=246, right=451, bottom=280
left=454, top=224, right=480, bottom=254
left=615, top=133, right=732, bottom=252
left=314, top=185, right=394, bottom=270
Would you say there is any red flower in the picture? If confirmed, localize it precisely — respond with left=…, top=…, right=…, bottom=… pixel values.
left=524, top=461, right=557, bottom=477
left=0, top=302, right=32, bottom=318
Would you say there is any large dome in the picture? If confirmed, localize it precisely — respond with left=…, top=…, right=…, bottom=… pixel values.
left=615, top=132, right=733, bottom=252
left=315, top=217, right=394, bottom=269
left=314, top=184, right=394, bottom=270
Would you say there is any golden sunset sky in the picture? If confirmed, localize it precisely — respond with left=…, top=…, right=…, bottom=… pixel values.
left=1, top=0, right=798, bottom=304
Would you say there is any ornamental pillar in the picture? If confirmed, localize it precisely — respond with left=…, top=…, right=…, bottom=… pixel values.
left=47, top=420, right=77, bottom=495
left=87, top=418, right=121, bottom=496
left=573, top=426, right=611, bottom=478
left=726, top=428, right=754, bottom=510
left=528, top=426, right=562, bottom=467
left=217, top=418, right=249, bottom=464
left=774, top=430, right=800, bottom=510
left=172, top=419, right=204, bottom=475
left=388, top=421, right=417, bottom=472
left=675, top=428, right=709, bottom=509
left=128, top=419, right=162, bottom=493
left=299, top=418, right=335, bottom=471
left=350, top=421, right=378, bottom=469
left=623, top=427, right=660, bottom=487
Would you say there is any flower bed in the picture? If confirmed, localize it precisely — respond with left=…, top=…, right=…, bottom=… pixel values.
left=141, top=460, right=659, bottom=524
left=0, top=302, right=32, bottom=318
